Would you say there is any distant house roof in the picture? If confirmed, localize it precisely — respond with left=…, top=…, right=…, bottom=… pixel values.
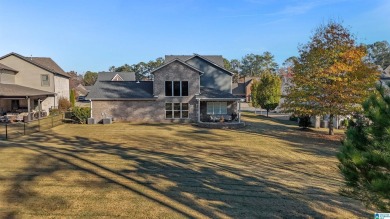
left=0, top=83, right=55, bottom=97
left=97, top=72, right=136, bottom=81
left=165, top=55, right=225, bottom=67
left=232, top=83, right=246, bottom=96
left=380, top=65, right=390, bottom=79
left=196, top=87, right=241, bottom=100
left=84, top=86, right=93, bottom=91
left=0, top=63, right=18, bottom=72
left=86, top=81, right=155, bottom=100
left=0, top=52, right=69, bottom=78
left=74, top=84, right=89, bottom=96
left=384, top=65, right=390, bottom=75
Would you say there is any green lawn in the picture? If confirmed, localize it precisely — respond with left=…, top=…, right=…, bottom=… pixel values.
left=0, top=113, right=370, bottom=218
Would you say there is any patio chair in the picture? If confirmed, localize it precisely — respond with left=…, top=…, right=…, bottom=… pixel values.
left=223, top=114, right=232, bottom=122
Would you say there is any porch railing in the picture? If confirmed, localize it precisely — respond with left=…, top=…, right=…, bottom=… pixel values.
left=0, top=114, right=64, bottom=140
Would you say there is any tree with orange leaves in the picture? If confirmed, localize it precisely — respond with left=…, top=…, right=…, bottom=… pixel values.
left=283, top=21, right=380, bottom=135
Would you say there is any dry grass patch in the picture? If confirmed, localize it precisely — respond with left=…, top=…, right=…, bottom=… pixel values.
left=0, top=113, right=370, bottom=218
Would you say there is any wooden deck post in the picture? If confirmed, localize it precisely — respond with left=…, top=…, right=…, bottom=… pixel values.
left=27, top=96, right=31, bottom=122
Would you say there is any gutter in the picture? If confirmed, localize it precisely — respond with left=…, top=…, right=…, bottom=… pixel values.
left=86, top=98, right=158, bottom=101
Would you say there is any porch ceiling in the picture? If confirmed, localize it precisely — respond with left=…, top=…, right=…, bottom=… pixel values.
left=0, top=83, right=55, bottom=98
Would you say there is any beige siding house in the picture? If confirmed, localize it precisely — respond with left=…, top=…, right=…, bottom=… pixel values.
left=0, top=52, right=69, bottom=119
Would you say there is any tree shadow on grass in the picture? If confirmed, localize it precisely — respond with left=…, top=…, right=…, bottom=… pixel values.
left=237, top=113, right=345, bottom=159
left=0, top=122, right=370, bottom=218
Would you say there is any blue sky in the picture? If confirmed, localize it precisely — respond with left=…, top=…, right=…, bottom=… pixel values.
left=0, top=0, right=389, bottom=73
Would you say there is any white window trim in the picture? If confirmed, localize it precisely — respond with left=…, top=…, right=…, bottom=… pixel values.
left=165, top=102, right=189, bottom=119
left=206, top=102, right=228, bottom=115
left=41, top=74, right=50, bottom=86
left=165, top=81, right=188, bottom=97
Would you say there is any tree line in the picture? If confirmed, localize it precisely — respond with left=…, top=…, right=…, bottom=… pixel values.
left=68, top=39, right=389, bottom=88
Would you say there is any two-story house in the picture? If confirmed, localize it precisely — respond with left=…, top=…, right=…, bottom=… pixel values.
left=0, top=52, right=70, bottom=118
left=87, top=54, right=243, bottom=123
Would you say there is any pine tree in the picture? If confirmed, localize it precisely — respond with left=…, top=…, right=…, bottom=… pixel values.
left=337, top=83, right=390, bottom=211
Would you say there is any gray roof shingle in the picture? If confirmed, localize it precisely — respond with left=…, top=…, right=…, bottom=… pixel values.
left=86, top=81, right=155, bottom=100
left=0, top=83, right=55, bottom=97
left=97, top=72, right=136, bottom=81
left=0, top=52, right=69, bottom=78
left=232, top=83, right=246, bottom=95
left=197, top=87, right=241, bottom=100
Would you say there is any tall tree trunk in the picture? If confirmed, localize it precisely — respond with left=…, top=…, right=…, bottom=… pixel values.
left=329, top=114, right=334, bottom=135
left=266, top=109, right=269, bottom=117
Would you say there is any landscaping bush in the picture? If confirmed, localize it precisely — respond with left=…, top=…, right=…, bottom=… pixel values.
left=340, top=119, right=349, bottom=128
left=58, top=97, right=71, bottom=112
left=289, top=114, right=298, bottom=122
left=71, top=107, right=90, bottom=124
left=49, top=108, right=60, bottom=116
left=298, top=115, right=312, bottom=129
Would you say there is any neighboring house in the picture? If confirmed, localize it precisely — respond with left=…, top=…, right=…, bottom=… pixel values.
left=380, top=65, right=390, bottom=86
left=0, top=52, right=69, bottom=117
left=87, top=55, right=242, bottom=123
left=232, top=77, right=258, bottom=102
left=74, top=84, right=89, bottom=97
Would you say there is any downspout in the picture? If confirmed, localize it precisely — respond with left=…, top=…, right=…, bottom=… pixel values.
left=238, top=101, right=241, bottom=123
left=90, top=100, right=93, bottom=118
left=197, top=99, right=201, bottom=123
left=53, top=73, right=56, bottom=109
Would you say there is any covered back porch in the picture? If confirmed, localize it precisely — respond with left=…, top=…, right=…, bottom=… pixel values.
left=0, top=84, right=55, bottom=122
left=195, top=87, right=244, bottom=127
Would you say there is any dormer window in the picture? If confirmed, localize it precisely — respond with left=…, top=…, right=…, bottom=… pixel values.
left=165, top=81, right=188, bottom=97
left=111, top=74, right=124, bottom=81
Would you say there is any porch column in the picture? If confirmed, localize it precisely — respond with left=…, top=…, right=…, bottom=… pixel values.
left=238, top=101, right=241, bottom=123
left=90, top=100, right=93, bottom=118
left=38, top=99, right=42, bottom=119
left=197, top=99, right=200, bottom=123
left=27, top=97, right=31, bottom=122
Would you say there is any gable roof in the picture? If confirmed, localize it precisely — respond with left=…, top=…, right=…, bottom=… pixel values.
left=0, top=63, right=18, bottom=72
left=385, top=65, right=390, bottom=75
left=112, top=74, right=124, bottom=81
left=0, top=52, right=69, bottom=78
left=232, top=83, right=246, bottom=95
left=165, top=55, right=225, bottom=67
left=74, top=84, right=89, bottom=96
left=0, top=83, right=55, bottom=97
left=86, top=81, right=155, bottom=100
left=97, top=72, right=136, bottom=81
left=184, top=54, right=235, bottom=76
left=150, top=59, right=204, bottom=75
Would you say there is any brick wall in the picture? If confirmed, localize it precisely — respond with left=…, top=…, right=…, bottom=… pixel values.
left=91, top=60, right=201, bottom=123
